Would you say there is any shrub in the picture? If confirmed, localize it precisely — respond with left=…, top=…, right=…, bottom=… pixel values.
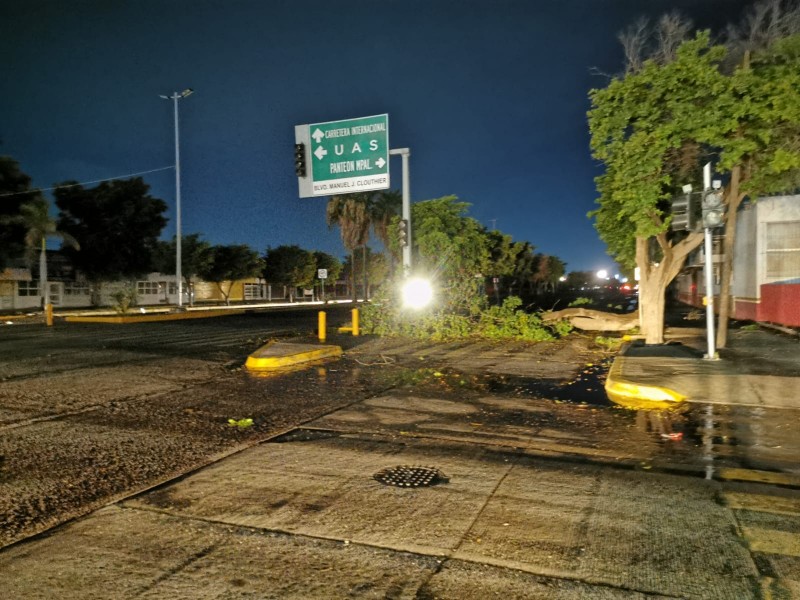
left=360, top=292, right=569, bottom=342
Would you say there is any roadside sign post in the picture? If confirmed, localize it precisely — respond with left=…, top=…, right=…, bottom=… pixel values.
left=318, top=268, right=328, bottom=302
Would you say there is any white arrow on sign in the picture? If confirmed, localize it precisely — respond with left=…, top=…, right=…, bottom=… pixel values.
left=314, top=146, right=328, bottom=160
left=375, top=157, right=386, bottom=169
left=311, top=128, right=325, bottom=143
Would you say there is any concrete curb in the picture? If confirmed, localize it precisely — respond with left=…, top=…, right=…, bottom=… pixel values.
left=604, top=354, right=687, bottom=410
left=245, top=341, right=342, bottom=371
left=65, top=309, right=244, bottom=324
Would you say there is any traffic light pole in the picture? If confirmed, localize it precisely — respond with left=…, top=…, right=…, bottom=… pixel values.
left=701, top=163, right=718, bottom=360
left=703, top=224, right=717, bottom=360
left=389, top=148, right=411, bottom=274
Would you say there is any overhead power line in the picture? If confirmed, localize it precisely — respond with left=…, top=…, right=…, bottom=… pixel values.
left=0, top=165, right=174, bottom=198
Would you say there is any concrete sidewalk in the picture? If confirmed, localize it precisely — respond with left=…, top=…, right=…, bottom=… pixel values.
left=4, top=388, right=799, bottom=598
left=607, top=327, right=800, bottom=410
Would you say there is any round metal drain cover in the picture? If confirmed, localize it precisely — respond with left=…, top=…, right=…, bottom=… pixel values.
left=373, top=465, right=449, bottom=488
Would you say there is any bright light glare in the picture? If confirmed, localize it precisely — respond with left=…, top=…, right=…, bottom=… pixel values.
left=401, top=277, right=434, bottom=310
left=596, top=269, right=608, bottom=279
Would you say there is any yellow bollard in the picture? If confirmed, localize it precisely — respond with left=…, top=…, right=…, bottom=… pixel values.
left=352, top=308, right=360, bottom=337
left=318, top=311, right=327, bottom=343
left=45, top=303, right=54, bottom=327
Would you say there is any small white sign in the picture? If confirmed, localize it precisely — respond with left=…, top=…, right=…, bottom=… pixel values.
left=318, top=269, right=328, bottom=279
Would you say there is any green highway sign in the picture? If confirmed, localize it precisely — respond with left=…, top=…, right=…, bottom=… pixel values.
left=295, top=114, right=389, bottom=197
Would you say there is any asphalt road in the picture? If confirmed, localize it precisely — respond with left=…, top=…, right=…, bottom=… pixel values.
left=1, top=306, right=353, bottom=373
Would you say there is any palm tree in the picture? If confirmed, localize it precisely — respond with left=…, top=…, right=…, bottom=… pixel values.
left=368, top=190, right=402, bottom=248
left=327, top=190, right=402, bottom=300
left=18, top=198, right=80, bottom=308
left=326, top=193, right=371, bottom=300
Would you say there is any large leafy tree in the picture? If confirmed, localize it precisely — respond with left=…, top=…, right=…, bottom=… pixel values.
left=153, top=233, right=213, bottom=306
left=55, top=178, right=168, bottom=293
left=591, top=4, right=800, bottom=346
left=412, top=196, right=490, bottom=314
left=713, top=4, right=800, bottom=347
left=342, top=246, right=389, bottom=299
left=588, top=32, right=728, bottom=343
left=199, top=244, right=262, bottom=305
left=262, top=245, right=316, bottom=302
left=0, top=156, right=42, bottom=269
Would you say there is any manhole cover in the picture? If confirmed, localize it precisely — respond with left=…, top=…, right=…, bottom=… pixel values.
left=373, top=465, right=449, bottom=488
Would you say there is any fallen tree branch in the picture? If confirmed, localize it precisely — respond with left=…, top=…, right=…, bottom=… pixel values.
left=542, top=308, right=638, bottom=332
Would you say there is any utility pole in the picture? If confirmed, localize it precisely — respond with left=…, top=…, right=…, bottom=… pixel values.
left=160, top=89, right=194, bottom=308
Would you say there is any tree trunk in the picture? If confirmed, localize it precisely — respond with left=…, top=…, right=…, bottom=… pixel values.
left=362, top=245, right=368, bottom=301
left=350, top=249, right=356, bottom=302
left=635, top=231, right=703, bottom=344
left=716, top=165, right=743, bottom=349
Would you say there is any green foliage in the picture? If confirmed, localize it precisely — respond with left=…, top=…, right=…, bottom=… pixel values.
left=111, top=284, right=137, bottom=314
left=476, top=297, right=555, bottom=341
left=55, top=177, right=168, bottom=282
left=568, top=297, right=592, bottom=307
left=154, top=233, right=213, bottom=281
left=227, top=418, right=254, bottom=429
left=313, top=251, right=343, bottom=283
left=588, top=32, right=729, bottom=268
left=199, top=244, right=263, bottom=304
left=262, top=245, right=316, bottom=295
left=361, top=292, right=567, bottom=342
left=594, top=336, right=623, bottom=351
left=0, top=156, right=42, bottom=269
left=412, top=196, right=490, bottom=314
left=342, top=246, right=389, bottom=293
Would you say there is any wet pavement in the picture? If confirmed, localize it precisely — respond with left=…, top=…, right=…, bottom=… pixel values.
left=2, top=322, right=800, bottom=598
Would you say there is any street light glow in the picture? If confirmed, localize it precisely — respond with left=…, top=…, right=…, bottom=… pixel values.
left=596, top=269, right=608, bottom=280
left=401, top=277, right=433, bottom=310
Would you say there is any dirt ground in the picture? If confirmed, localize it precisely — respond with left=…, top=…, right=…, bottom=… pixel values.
left=0, top=332, right=611, bottom=550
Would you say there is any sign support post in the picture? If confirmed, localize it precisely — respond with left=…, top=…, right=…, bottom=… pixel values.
left=390, top=148, right=411, bottom=274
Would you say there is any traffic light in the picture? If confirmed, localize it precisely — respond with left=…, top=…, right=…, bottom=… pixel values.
left=670, top=192, right=698, bottom=232
left=702, top=189, right=725, bottom=229
left=294, top=143, right=306, bottom=177
left=398, top=219, right=409, bottom=247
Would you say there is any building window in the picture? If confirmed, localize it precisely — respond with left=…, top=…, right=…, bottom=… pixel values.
left=243, top=283, right=264, bottom=300
left=63, top=282, right=90, bottom=296
left=17, top=281, right=39, bottom=296
left=766, top=221, right=800, bottom=280
left=137, top=281, right=160, bottom=295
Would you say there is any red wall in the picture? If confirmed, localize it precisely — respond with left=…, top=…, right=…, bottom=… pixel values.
left=758, top=283, right=800, bottom=327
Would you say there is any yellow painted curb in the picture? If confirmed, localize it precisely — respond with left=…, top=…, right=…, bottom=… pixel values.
left=245, top=342, right=342, bottom=371
left=605, top=356, right=687, bottom=410
left=66, top=310, right=243, bottom=324
left=718, top=467, right=800, bottom=488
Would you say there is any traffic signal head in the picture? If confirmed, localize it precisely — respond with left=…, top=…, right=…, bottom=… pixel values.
left=702, top=190, right=725, bottom=229
left=398, top=219, right=409, bottom=247
left=670, top=192, right=698, bottom=232
left=294, top=143, right=306, bottom=177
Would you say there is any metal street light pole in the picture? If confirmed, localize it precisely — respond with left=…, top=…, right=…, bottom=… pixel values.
left=160, top=88, right=193, bottom=308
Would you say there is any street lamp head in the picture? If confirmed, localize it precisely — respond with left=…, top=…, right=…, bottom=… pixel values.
left=159, top=95, right=169, bottom=99
left=682, top=184, right=692, bottom=194
left=180, top=88, right=194, bottom=98
left=712, top=179, right=722, bottom=190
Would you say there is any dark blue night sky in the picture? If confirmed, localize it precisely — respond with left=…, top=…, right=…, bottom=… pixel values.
left=2, top=0, right=754, bottom=273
